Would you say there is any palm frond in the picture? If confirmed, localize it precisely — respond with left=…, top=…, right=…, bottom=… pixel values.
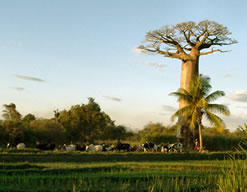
left=169, top=89, right=193, bottom=104
left=204, top=109, right=225, bottom=132
left=171, top=105, right=193, bottom=122
left=207, top=104, right=230, bottom=116
left=206, top=91, right=225, bottom=102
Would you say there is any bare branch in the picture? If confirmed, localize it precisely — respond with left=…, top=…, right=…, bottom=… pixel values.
left=139, top=20, right=237, bottom=61
left=182, top=30, right=194, bottom=47
left=199, top=49, right=230, bottom=56
left=138, top=45, right=182, bottom=59
left=196, top=32, right=209, bottom=48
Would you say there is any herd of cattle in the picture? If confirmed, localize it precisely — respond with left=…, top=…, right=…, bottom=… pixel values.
left=6, top=142, right=183, bottom=153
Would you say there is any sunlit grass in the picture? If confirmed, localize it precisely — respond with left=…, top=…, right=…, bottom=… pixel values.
left=0, top=150, right=246, bottom=191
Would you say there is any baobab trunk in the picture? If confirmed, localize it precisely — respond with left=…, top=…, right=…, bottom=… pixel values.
left=177, top=58, right=199, bottom=148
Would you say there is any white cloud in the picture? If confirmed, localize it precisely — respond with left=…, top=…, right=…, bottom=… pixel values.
left=228, top=90, right=247, bottom=102
left=162, top=105, right=177, bottom=112
left=224, top=113, right=247, bottom=131
left=9, top=87, right=24, bottom=91
left=13, top=74, right=45, bottom=82
left=131, top=47, right=143, bottom=56
left=144, top=61, right=167, bottom=69
left=103, top=96, right=122, bottom=102
left=224, top=74, right=232, bottom=78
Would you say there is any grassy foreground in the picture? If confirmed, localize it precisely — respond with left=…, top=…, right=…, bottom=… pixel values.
left=0, top=150, right=246, bottom=191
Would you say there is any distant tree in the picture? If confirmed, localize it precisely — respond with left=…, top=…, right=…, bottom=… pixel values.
left=235, top=123, right=247, bottom=136
left=58, top=98, right=115, bottom=143
left=203, top=126, right=230, bottom=136
left=2, top=120, right=24, bottom=145
left=170, top=74, right=230, bottom=151
left=136, top=122, right=176, bottom=144
left=2, top=103, right=23, bottom=144
left=22, top=113, right=36, bottom=123
left=29, top=119, right=66, bottom=144
left=139, top=20, right=237, bottom=144
left=102, top=125, right=133, bottom=142
left=2, top=103, right=22, bottom=121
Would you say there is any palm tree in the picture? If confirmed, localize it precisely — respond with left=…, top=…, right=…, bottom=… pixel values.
left=169, top=74, right=230, bottom=152
left=237, top=123, right=247, bottom=134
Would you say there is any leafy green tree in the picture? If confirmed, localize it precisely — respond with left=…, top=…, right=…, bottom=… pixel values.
left=2, top=103, right=24, bottom=144
left=2, top=120, right=24, bottom=145
left=138, top=20, right=236, bottom=144
left=58, top=98, right=115, bottom=143
left=2, top=103, right=21, bottom=121
left=22, top=113, right=36, bottom=123
left=102, top=125, right=133, bottom=142
left=170, top=74, right=230, bottom=151
left=29, top=119, right=66, bottom=144
left=136, top=122, right=177, bottom=144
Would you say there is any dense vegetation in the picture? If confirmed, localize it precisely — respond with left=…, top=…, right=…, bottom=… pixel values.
left=0, top=99, right=246, bottom=151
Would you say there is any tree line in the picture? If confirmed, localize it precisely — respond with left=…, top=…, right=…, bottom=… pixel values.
left=0, top=97, right=246, bottom=150
left=0, top=98, right=134, bottom=147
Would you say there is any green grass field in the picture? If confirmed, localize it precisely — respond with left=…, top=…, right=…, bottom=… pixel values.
left=0, top=150, right=246, bottom=192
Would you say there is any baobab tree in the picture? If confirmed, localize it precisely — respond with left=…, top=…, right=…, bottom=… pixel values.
left=138, top=20, right=237, bottom=145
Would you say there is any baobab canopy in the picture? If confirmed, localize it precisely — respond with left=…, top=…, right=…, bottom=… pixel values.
left=138, top=20, right=237, bottom=61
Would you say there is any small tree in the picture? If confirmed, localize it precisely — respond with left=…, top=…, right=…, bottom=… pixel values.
left=170, top=74, right=230, bottom=151
left=2, top=103, right=22, bottom=121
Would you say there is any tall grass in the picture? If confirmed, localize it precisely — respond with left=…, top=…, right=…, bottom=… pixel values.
left=216, top=141, right=247, bottom=192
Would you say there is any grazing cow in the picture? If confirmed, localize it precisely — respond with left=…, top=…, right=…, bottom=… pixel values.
left=36, top=143, right=56, bottom=151
left=76, top=144, right=86, bottom=151
left=130, top=145, right=144, bottom=152
left=95, top=145, right=103, bottom=152
left=161, top=143, right=171, bottom=153
left=86, top=144, right=96, bottom=152
left=161, top=143, right=183, bottom=153
left=16, top=143, right=26, bottom=150
left=143, top=142, right=157, bottom=152
left=63, top=144, right=76, bottom=151
left=102, top=144, right=113, bottom=152
left=173, top=143, right=183, bottom=152
left=113, top=142, right=130, bottom=152
left=6, top=143, right=15, bottom=149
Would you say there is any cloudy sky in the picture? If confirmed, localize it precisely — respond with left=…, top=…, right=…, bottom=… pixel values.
left=1, top=0, right=247, bottom=131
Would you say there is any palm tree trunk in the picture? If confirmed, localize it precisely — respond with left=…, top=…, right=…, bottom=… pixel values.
left=198, top=124, right=203, bottom=152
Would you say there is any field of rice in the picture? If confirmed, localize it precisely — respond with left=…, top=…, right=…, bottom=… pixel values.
left=0, top=150, right=246, bottom=192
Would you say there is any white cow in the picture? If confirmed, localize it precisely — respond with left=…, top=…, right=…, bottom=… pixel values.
left=63, top=144, right=76, bottom=151
left=86, top=144, right=104, bottom=152
left=17, top=143, right=26, bottom=149
left=95, top=145, right=103, bottom=152
left=86, top=144, right=96, bottom=152
left=103, top=145, right=113, bottom=151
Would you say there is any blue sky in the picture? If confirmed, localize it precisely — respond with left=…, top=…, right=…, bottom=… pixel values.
left=1, top=0, right=247, bottom=131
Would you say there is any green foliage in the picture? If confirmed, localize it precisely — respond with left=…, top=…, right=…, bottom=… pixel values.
left=235, top=123, right=247, bottom=136
left=2, top=120, right=24, bottom=145
left=101, top=125, right=134, bottom=142
left=0, top=153, right=243, bottom=192
left=22, top=113, right=36, bottom=123
left=2, top=103, right=22, bottom=121
left=170, top=74, right=230, bottom=151
left=57, top=98, right=115, bottom=143
left=170, top=74, right=229, bottom=132
left=216, top=142, right=247, bottom=191
left=29, top=119, right=66, bottom=145
left=0, top=101, right=134, bottom=146
left=136, top=122, right=177, bottom=144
